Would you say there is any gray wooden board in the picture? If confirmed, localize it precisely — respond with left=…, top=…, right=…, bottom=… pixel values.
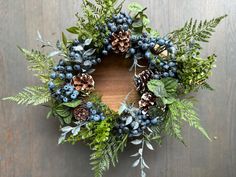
left=0, top=0, right=236, bottom=177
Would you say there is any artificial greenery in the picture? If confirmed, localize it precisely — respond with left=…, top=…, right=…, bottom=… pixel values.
left=169, top=15, right=227, bottom=92
left=67, top=0, right=124, bottom=48
left=3, top=86, right=50, bottom=106
left=128, top=2, right=159, bottom=36
left=18, top=47, right=55, bottom=83
left=177, top=54, right=216, bottom=93
left=164, top=98, right=211, bottom=143
left=170, top=15, right=227, bottom=55
left=2, top=1, right=226, bottom=177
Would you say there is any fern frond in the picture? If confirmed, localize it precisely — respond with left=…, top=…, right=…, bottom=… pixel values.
left=164, top=99, right=211, bottom=142
left=170, top=15, right=227, bottom=55
left=173, top=15, right=226, bottom=42
left=164, top=103, right=184, bottom=143
left=3, top=86, right=50, bottom=105
left=18, top=47, right=54, bottom=83
left=178, top=99, right=211, bottom=141
left=90, top=135, right=128, bottom=177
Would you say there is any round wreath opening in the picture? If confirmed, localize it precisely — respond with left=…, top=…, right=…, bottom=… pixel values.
left=3, top=1, right=227, bottom=177
left=92, top=54, right=147, bottom=111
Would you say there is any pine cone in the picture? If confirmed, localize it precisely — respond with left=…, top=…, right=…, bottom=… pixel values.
left=111, top=30, right=131, bottom=53
left=72, top=74, right=95, bottom=93
left=139, top=92, right=156, bottom=111
left=73, top=106, right=90, bottom=121
left=134, top=69, right=153, bottom=94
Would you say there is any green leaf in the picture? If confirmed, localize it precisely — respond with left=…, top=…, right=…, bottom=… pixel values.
left=147, top=80, right=167, bottom=98
left=132, top=19, right=143, bottom=28
left=67, top=26, right=79, bottom=34
left=63, top=114, right=73, bottom=124
left=54, top=106, right=71, bottom=118
left=149, top=28, right=159, bottom=37
left=62, top=99, right=81, bottom=108
left=164, top=99, right=211, bottom=143
left=62, top=32, right=67, bottom=46
left=162, top=97, right=176, bottom=105
left=46, top=110, right=52, bottom=119
left=161, top=78, right=178, bottom=96
left=143, top=17, right=150, bottom=26
left=128, top=2, right=143, bottom=13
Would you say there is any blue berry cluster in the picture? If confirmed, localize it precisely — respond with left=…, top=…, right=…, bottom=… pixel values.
left=86, top=102, right=106, bottom=122
left=108, top=12, right=133, bottom=33
left=102, top=12, right=133, bottom=55
left=151, top=59, right=178, bottom=79
left=128, top=33, right=176, bottom=60
left=48, top=38, right=102, bottom=102
left=116, top=108, right=163, bottom=137
left=51, top=83, right=79, bottom=103
left=47, top=58, right=80, bottom=102
left=69, top=39, right=101, bottom=73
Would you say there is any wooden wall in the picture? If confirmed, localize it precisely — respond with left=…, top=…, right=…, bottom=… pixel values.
left=0, top=0, right=235, bottom=177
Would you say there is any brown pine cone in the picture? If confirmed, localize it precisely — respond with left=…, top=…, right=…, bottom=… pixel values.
left=139, top=92, right=156, bottom=111
left=72, top=74, right=95, bottom=94
left=73, top=106, right=90, bottom=121
left=111, top=30, right=131, bottom=53
left=134, top=69, right=153, bottom=94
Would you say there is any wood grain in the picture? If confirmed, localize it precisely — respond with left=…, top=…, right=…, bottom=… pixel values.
left=92, top=54, right=147, bottom=111
left=0, top=0, right=236, bottom=177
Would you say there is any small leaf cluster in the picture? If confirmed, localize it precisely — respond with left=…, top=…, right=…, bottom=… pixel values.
left=177, top=54, right=216, bottom=93
left=170, top=15, right=227, bottom=55
left=128, top=2, right=159, bottom=36
left=51, top=99, right=82, bottom=125
left=130, top=138, right=154, bottom=177
left=18, top=47, right=55, bottom=84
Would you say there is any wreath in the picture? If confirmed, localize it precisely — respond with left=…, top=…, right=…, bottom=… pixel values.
left=3, top=1, right=226, bottom=177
